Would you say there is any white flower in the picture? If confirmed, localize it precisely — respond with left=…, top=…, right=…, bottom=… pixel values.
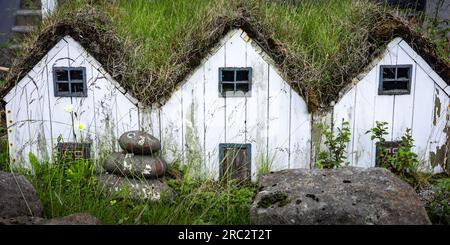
left=76, top=122, right=86, bottom=131
left=64, top=104, right=74, bottom=113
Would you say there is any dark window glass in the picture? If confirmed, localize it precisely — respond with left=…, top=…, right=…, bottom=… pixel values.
left=55, top=69, right=69, bottom=81
left=219, top=68, right=252, bottom=96
left=71, top=83, right=85, bottom=94
left=379, top=65, right=412, bottom=95
left=222, top=70, right=235, bottom=82
left=382, top=67, right=396, bottom=79
left=56, top=82, right=69, bottom=93
left=222, top=83, right=234, bottom=92
left=397, top=67, right=410, bottom=79
left=236, top=70, right=249, bottom=81
left=383, top=80, right=409, bottom=91
left=53, top=67, right=86, bottom=97
left=70, top=70, right=84, bottom=81
left=236, top=83, right=249, bottom=93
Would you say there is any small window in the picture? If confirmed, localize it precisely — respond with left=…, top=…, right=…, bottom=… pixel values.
left=219, top=143, right=251, bottom=182
left=379, top=65, right=412, bottom=95
left=57, top=142, right=91, bottom=161
left=53, top=67, right=87, bottom=97
left=219, top=68, right=252, bottom=97
left=375, top=141, right=400, bottom=167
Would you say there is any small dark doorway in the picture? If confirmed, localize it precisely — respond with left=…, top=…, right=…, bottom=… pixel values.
left=219, top=143, right=251, bottom=182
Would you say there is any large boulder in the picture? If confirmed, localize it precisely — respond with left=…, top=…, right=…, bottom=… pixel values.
left=102, top=153, right=167, bottom=179
left=97, top=174, right=175, bottom=202
left=0, top=171, right=43, bottom=218
left=118, top=131, right=161, bottom=154
left=250, top=167, right=431, bottom=225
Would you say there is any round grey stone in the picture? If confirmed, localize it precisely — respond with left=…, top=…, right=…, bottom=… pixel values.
left=118, top=131, right=161, bottom=154
left=102, top=152, right=167, bottom=179
left=97, top=174, right=175, bottom=202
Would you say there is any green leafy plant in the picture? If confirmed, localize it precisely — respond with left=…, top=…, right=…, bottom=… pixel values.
left=366, top=122, right=421, bottom=186
left=425, top=176, right=450, bottom=225
left=315, top=119, right=351, bottom=169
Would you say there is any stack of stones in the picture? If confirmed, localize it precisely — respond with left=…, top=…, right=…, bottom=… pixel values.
left=97, top=131, right=175, bottom=202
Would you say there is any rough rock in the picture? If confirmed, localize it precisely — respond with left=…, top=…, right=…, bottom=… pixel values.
left=0, top=216, right=46, bottom=225
left=250, top=167, right=431, bottom=225
left=0, top=213, right=100, bottom=225
left=97, top=174, right=175, bottom=202
left=118, top=131, right=161, bottom=154
left=43, top=213, right=101, bottom=225
left=102, top=153, right=167, bottom=179
left=0, top=171, right=43, bottom=218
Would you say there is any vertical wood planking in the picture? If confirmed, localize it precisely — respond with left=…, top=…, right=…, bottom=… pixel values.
left=267, top=65, right=290, bottom=171
left=289, top=87, right=311, bottom=169
left=224, top=30, right=247, bottom=144
left=333, top=87, right=356, bottom=166
left=91, top=75, right=117, bottom=153
left=160, top=89, right=183, bottom=164
left=6, top=82, right=30, bottom=166
left=352, top=69, right=377, bottom=167
left=69, top=45, right=97, bottom=148
left=392, top=47, right=416, bottom=140
left=411, top=65, right=435, bottom=164
left=204, top=43, right=226, bottom=179
left=139, top=107, right=161, bottom=142
left=181, top=66, right=205, bottom=172
left=245, top=39, right=269, bottom=178
left=26, top=68, right=50, bottom=162
left=429, top=85, right=450, bottom=172
left=114, top=94, right=139, bottom=140
left=47, top=39, right=75, bottom=144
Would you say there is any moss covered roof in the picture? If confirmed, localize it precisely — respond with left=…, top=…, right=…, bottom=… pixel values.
left=1, top=0, right=449, bottom=112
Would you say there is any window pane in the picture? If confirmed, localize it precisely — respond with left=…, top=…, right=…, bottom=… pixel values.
left=382, top=67, right=396, bottom=79
left=70, top=69, right=84, bottom=82
left=222, top=70, right=235, bottom=82
left=71, top=83, right=85, bottom=94
left=56, top=82, right=69, bottom=93
left=236, top=70, right=249, bottom=81
left=383, top=80, right=408, bottom=91
left=55, top=69, right=69, bottom=81
left=222, top=83, right=234, bottom=92
left=397, top=67, right=410, bottom=79
left=236, top=83, right=249, bottom=93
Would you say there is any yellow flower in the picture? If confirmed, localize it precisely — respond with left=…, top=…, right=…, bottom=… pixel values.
left=76, top=122, right=86, bottom=131
left=64, top=104, right=74, bottom=113
left=110, top=200, right=117, bottom=206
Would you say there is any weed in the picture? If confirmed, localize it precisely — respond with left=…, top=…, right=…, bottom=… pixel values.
left=315, top=119, right=351, bottom=169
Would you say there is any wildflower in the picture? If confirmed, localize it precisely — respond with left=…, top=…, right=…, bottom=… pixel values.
left=76, top=122, right=86, bottom=131
left=64, top=104, right=74, bottom=113
left=110, top=200, right=117, bottom=206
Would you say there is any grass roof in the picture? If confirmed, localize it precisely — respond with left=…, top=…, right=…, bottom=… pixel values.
left=2, top=0, right=449, bottom=112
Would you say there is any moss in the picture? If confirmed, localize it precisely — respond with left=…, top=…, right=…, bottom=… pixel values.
left=257, top=191, right=290, bottom=208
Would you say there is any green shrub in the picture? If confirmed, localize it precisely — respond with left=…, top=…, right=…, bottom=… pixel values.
left=425, top=177, right=450, bottom=225
left=366, top=122, right=424, bottom=188
left=315, top=119, right=351, bottom=169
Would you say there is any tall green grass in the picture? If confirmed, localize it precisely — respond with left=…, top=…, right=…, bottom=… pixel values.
left=20, top=154, right=256, bottom=225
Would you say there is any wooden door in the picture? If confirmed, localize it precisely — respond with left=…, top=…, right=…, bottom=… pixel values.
left=220, top=144, right=250, bottom=182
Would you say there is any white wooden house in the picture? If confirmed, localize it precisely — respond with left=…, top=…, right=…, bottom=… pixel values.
left=2, top=29, right=312, bottom=180
left=3, top=36, right=140, bottom=168
left=332, top=37, right=450, bottom=173
left=2, top=28, right=449, bottom=179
